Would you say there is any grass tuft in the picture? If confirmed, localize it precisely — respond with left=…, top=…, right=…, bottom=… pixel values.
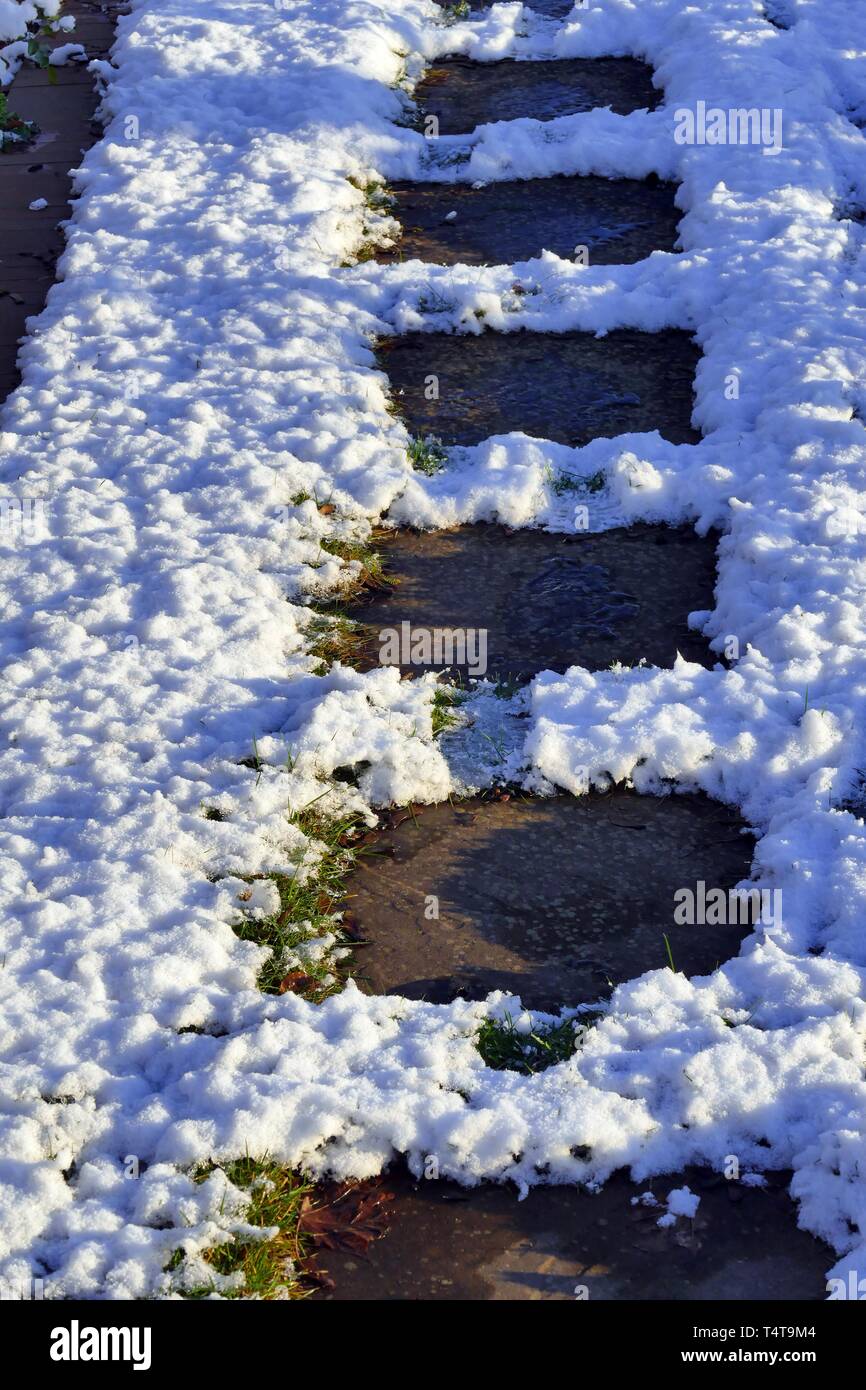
left=230, top=811, right=364, bottom=997
left=407, top=435, right=448, bottom=476
left=342, top=239, right=382, bottom=267
left=476, top=1012, right=600, bottom=1075
left=416, top=286, right=457, bottom=314
left=317, top=535, right=392, bottom=591
left=431, top=683, right=467, bottom=735
left=342, top=177, right=397, bottom=265
left=490, top=675, right=524, bottom=701
left=545, top=466, right=606, bottom=497
left=440, top=1, right=472, bottom=22
left=347, top=175, right=396, bottom=213
left=172, top=1157, right=314, bottom=1300
left=305, top=611, right=374, bottom=673
left=305, top=533, right=395, bottom=673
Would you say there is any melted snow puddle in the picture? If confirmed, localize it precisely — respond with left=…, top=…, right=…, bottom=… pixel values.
left=0, top=0, right=117, bottom=400
left=318, top=1162, right=831, bottom=1301
left=350, top=522, right=716, bottom=680
left=416, top=57, right=661, bottom=136
left=343, top=790, right=754, bottom=1010
left=374, top=173, right=681, bottom=267
left=377, top=328, right=700, bottom=447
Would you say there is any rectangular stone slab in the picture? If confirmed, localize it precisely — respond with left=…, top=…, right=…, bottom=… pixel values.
left=375, top=174, right=681, bottom=267
left=416, top=57, right=661, bottom=135
left=351, top=523, right=716, bottom=679
left=377, top=328, right=700, bottom=447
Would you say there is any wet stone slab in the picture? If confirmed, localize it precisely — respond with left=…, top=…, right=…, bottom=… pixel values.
left=378, top=329, right=700, bottom=447
left=375, top=174, right=681, bottom=267
left=351, top=523, right=716, bottom=679
left=0, top=1, right=119, bottom=401
left=416, top=57, right=661, bottom=136
left=319, top=1164, right=831, bottom=1301
left=345, top=792, right=754, bottom=1010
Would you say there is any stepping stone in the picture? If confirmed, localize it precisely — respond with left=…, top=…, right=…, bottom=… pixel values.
left=416, top=57, right=661, bottom=136
left=319, top=1164, right=831, bottom=1301
left=378, top=329, right=700, bottom=447
left=351, top=523, right=716, bottom=679
left=345, top=792, right=754, bottom=1009
left=375, top=174, right=681, bottom=267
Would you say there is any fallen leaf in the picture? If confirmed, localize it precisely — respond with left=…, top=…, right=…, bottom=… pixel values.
left=297, top=1261, right=335, bottom=1293
left=299, top=1180, right=394, bottom=1256
left=278, top=970, right=316, bottom=995
left=340, top=911, right=366, bottom=942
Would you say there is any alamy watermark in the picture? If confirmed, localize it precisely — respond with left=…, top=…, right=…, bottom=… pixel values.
left=0, top=497, right=46, bottom=544
left=378, top=621, right=488, bottom=677
left=50, top=1320, right=151, bottom=1370
left=674, top=880, right=782, bottom=927
left=827, top=1270, right=866, bottom=1300
left=674, top=101, right=783, bottom=157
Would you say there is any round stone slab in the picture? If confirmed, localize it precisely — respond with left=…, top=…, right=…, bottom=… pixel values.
left=345, top=791, right=756, bottom=1010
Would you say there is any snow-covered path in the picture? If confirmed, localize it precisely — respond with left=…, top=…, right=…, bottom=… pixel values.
left=1, top=0, right=865, bottom=1297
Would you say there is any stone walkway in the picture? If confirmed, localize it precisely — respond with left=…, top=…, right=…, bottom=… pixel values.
left=0, top=2, right=834, bottom=1303
left=327, top=37, right=834, bottom=1300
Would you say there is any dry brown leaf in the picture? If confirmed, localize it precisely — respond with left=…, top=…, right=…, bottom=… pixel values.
left=278, top=970, right=316, bottom=995
left=299, top=1181, right=394, bottom=1256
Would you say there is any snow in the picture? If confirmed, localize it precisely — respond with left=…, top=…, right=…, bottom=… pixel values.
left=656, top=1184, right=700, bottom=1227
left=0, top=0, right=865, bottom=1297
left=48, top=42, right=86, bottom=67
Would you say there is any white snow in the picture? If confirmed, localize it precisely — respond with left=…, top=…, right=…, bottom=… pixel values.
left=48, top=42, right=86, bottom=67
left=656, top=1184, right=700, bottom=1227
left=0, top=0, right=865, bottom=1297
